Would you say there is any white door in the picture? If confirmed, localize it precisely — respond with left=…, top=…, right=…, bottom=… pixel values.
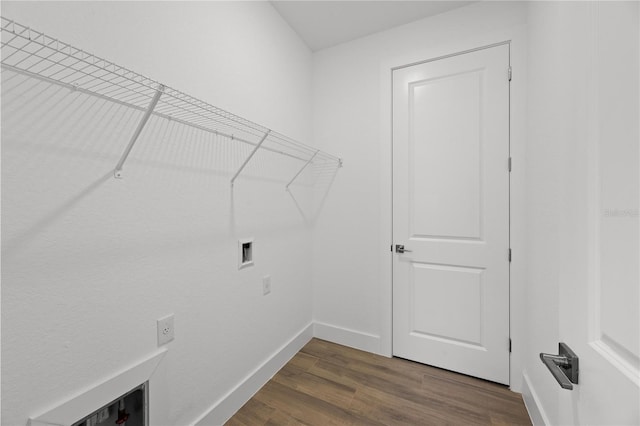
left=392, top=44, right=510, bottom=384
left=549, top=2, right=639, bottom=424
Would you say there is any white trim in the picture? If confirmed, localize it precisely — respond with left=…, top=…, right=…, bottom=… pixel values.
left=378, top=61, right=394, bottom=358
left=590, top=338, right=640, bottom=387
left=29, top=348, right=168, bottom=426
left=521, top=371, right=549, bottom=426
left=313, top=321, right=381, bottom=354
left=379, top=24, right=528, bottom=391
left=192, top=323, right=313, bottom=426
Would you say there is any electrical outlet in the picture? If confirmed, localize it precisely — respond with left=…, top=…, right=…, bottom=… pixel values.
left=157, top=314, right=175, bottom=346
left=262, top=275, right=271, bottom=295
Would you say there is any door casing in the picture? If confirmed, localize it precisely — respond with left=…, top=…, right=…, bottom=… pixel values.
left=377, top=26, right=527, bottom=392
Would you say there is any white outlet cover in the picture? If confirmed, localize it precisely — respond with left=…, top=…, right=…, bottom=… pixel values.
left=262, top=275, right=271, bottom=295
left=157, top=314, right=175, bottom=346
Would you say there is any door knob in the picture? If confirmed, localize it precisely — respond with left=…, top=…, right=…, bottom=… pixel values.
left=540, top=342, right=579, bottom=390
left=395, top=244, right=413, bottom=253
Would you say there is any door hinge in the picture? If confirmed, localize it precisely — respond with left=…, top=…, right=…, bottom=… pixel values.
left=508, top=157, right=512, bottom=172
left=509, top=248, right=512, bottom=262
left=508, top=66, right=512, bottom=81
left=509, top=338, right=512, bottom=353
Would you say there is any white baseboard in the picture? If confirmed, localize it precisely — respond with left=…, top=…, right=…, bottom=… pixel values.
left=192, top=323, right=538, bottom=426
left=521, top=371, right=549, bottom=426
left=192, top=322, right=381, bottom=425
left=191, top=323, right=313, bottom=426
left=313, top=321, right=381, bottom=355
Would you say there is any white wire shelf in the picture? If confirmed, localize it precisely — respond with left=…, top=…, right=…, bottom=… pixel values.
left=0, top=17, right=342, bottom=185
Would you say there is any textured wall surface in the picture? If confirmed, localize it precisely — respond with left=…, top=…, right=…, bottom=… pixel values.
left=1, top=2, right=320, bottom=425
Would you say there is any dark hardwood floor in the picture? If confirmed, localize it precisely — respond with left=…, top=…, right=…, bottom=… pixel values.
left=226, top=338, right=531, bottom=425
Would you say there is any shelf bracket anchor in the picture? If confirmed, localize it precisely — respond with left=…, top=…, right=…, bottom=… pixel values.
left=230, top=130, right=271, bottom=187
left=114, top=84, right=165, bottom=178
left=286, top=150, right=319, bottom=191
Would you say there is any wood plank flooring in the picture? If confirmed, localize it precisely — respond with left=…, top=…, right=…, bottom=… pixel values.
left=226, top=338, right=531, bottom=426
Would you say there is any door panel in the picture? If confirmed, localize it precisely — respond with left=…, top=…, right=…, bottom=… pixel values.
left=410, top=263, right=484, bottom=346
left=409, top=70, right=482, bottom=240
left=555, top=2, right=639, bottom=424
left=590, top=1, right=639, bottom=376
left=393, top=44, right=510, bottom=385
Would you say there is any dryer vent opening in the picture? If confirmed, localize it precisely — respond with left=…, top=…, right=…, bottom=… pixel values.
left=72, top=382, right=147, bottom=426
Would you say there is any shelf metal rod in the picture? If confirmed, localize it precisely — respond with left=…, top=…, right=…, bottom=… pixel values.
left=286, top=150, right=319, bottom=191
left=114, top=84, right=165, bottom=178
left=230, top=130, right=271, bottom=187
left=3, top=63, right=315, bottom=162
left=1, top=17, right=343, bottom=171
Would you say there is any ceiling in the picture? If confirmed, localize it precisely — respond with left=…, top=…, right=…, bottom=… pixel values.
left=271, top=1, right=476, bottom=51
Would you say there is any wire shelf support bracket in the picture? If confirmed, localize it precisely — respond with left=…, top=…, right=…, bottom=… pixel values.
left=114, top=84, right=165, bottom=178
left=230, top=130, right=271, bottom=187
left=286, top=150, right=319, bottom=191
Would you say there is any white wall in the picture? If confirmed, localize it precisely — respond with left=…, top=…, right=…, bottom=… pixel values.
left=1, top=2, right=316, bottom=425
left=311, top=0, right=528, bottom=390
left=519, top=2, right=566, bottom=421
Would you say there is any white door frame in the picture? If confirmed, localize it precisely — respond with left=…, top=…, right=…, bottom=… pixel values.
left=377, top=25, right=527, bottom=391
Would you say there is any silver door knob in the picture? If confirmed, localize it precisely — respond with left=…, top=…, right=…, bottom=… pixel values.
left=395, top=244, right=412, bottom=253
